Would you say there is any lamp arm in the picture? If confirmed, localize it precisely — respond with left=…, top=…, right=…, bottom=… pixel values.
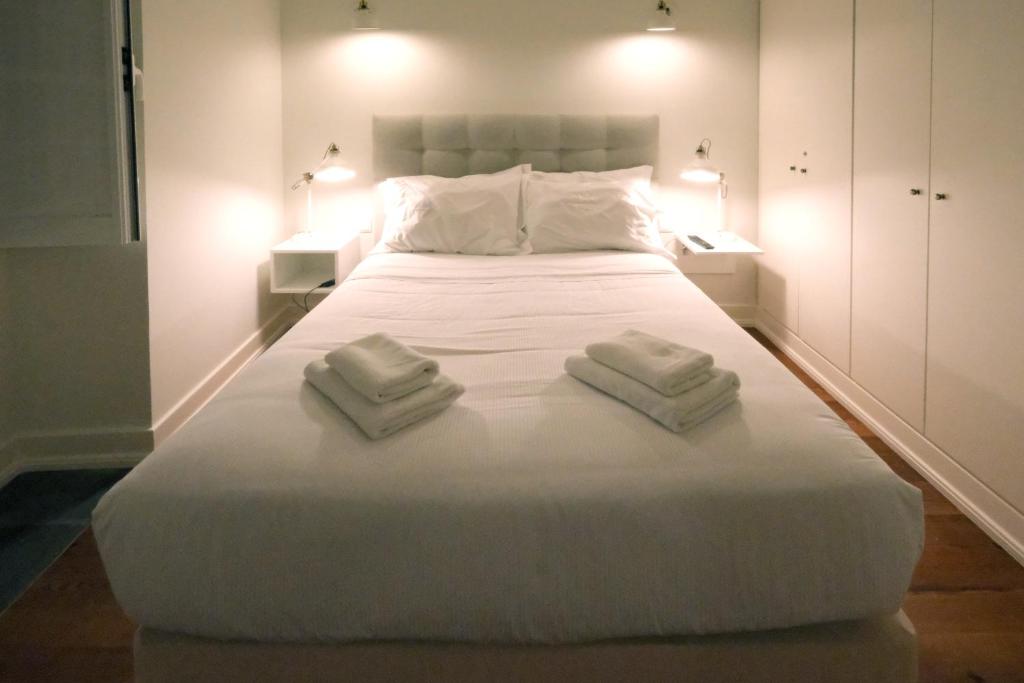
left=290, top=172, right=314, bottom=191
left=321, top=143, right=340, bottom=160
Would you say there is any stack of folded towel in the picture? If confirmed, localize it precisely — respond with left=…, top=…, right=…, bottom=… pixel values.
left=304, top=332, right=464, bottom=439
left=565, top=329, right=740, bottom=433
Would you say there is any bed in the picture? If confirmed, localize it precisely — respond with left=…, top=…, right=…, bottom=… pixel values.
left=93, top=115, right=924, bottom=681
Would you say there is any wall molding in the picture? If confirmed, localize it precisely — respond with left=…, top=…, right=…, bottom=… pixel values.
left=756, top=309, right=1024, bottom=567
left=152, top=305, right=300, bottom=447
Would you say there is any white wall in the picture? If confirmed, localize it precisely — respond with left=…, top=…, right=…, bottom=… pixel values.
left=0, top=246, right=152, bottom=469
left=0, top=252, right=13, bottom=464
left=281, top=0, right=760, bottom=308
left=141, top=0, right=287, bottom=433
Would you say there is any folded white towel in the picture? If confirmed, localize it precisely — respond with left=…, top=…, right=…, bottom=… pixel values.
left=585, top=329, right=714, bottom=396
left=325, top=333, right=439, bottom=403
left=565, top=355, right=739, bottom=433
left=305, top=360, right=464, bottom=439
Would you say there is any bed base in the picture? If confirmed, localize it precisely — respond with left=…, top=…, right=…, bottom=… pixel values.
left=134, top=611, right=916, bottom=683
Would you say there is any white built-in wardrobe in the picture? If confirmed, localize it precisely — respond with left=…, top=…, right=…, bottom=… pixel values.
left=759, top=0, right=1024, bottom=559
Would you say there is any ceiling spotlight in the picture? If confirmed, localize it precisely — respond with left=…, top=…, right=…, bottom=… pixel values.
left=353, top=0, right=379, bottom=31
left=647, top=1, right=676, bottom=32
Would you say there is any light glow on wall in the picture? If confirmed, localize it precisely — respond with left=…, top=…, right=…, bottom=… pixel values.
left=213, top=184, right=281, bottom=250
left=594, top=34, right=690, bottom=86
left=309, top=187, right=375, bottom=238
left=331, top=32, right=422, bottom=84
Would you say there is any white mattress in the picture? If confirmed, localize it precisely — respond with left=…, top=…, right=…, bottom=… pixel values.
left=93, top=251, right=923, bottom=643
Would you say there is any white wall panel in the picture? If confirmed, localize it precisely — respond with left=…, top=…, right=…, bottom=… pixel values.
left=758, top=0, right=853, bottom=374
left=926, top=1, right=1024, bottom=514
left=757, top=0, right=805, bottom=331
left=851, top=0, right=932, bottom=430
left=6, top=245, right=152, bottom=436
left=791, top=0, right=854, bottom=373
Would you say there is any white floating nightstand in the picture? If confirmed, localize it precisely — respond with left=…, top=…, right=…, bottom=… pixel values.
left=270, top=232, right=368, bottom=294
left=672, top=137, right=763, bottom=274
left=677, top=231, right=763, bottom=255
left=668, top=231, right=763, bottom=275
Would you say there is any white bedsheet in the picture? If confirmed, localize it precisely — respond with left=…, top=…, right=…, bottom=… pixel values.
left=93, top=251, right=923, bottom=643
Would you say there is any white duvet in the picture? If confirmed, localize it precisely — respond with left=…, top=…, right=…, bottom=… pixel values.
left=93, top=251, right=923, bottom=643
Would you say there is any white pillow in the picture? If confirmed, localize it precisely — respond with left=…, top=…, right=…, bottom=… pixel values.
left=380, top=165, right=529, bottom=255
left=528, top=165, right=654, bottom=189
left=523, top=178, right=671, bottom=257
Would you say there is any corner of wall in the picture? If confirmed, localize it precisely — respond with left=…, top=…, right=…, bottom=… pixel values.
left=142, top=0, right=289, bottom=434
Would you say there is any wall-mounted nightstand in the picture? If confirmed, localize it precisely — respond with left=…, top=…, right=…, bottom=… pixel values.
left=665, top=230, right=763, bottom=274
left=270, top=232, right=372, bottom=294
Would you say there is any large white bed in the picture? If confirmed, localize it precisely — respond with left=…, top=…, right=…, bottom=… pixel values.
left=94, top=253, right=922, bottom=645
left=94, top=114, right=924, bottom=681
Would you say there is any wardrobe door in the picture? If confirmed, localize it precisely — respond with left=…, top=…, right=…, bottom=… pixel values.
left=793, top=0, right=855, bottom=372
left=927, top=2, right=1024, bottom=509
left=759, top=0, right=853, bottom=356
left=758, top=0, right=806, bottom=331
left=850, top=0, right=932, bottom=430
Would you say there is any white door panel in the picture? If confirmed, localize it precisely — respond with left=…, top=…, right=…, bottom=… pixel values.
left=926, top=1, right=1024, bottom=511
left=851, top=0, right=932, bottom=430
left=792, top=0, right=854, bottom=373
left=757, top=0, right=811, bottom=331
left=758, top=0, right=854, bottom=372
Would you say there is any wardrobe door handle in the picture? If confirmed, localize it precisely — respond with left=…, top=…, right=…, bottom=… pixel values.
left=910, top=188, right=923, bottom=195
left=935, top=193, right=948, bottom=200
left=789, top=166, right=797, bottom=172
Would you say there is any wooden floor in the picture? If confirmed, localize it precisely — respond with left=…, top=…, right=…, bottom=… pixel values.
left=0, top=331, right=1022, bottom=682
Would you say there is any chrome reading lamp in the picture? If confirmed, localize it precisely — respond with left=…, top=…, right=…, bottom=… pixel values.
left=647, top=1, right=676, bottom=32
left=680, top=139, right=729, bottom=240
left=290, top=143, right=355, bottom=238
left=352, top=0, right=380, bottom=30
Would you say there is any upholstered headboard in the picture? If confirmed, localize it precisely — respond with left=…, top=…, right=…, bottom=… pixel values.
left=373, top=114, right=659, bottom=180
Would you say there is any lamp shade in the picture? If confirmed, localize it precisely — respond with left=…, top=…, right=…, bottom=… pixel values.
left=680, top=139, right=722, bottom=184
left=647, top=1, right=676, bottom=31
left=313, top=143, right=356, bottom=183
left=352, top=0, right=379, bottom=30
left=290, top=143, right=355, bottom=190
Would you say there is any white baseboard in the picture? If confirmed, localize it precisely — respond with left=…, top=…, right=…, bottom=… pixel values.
left=0, top=430, right=151, bottom=489
left=756, top=309, right=1024, bottom=567
left=152, top=306, right=299, bottom=447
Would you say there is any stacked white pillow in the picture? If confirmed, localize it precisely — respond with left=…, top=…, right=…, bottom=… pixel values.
left=379, top=165, right=529, bottom=255
left=522, top=166, right=669, bottom=257
left=376, top=164, right=670, bottom=258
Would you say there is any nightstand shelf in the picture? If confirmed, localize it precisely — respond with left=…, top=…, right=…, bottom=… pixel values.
left=676, top=231, right=764, bottom=255
left=270, top=232, right=366, bottom=294
left=665, top=231, right=763, bottom=275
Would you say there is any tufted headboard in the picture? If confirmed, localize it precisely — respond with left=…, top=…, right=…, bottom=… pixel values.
left=372, top=114, right=659, bottom=181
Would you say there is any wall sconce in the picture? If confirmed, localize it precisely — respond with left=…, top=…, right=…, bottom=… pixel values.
left=291, top=143, right=356, bottom=237
left=680, top=138, right=729, bottom=235
left=647, top=1, right=676, bottom=32
left=680, top=138, right=726, bottom=196
left=352, top=0, right=380, bottom=30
